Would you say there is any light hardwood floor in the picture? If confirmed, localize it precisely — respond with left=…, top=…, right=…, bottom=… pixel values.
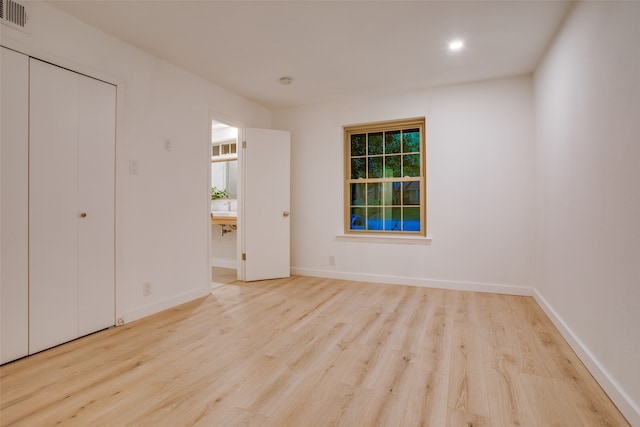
left=212, top=267, right=238, bottom=285
left=0, top=276, right=629, bottom=426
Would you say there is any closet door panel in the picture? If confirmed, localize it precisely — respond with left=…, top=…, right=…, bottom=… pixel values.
left=29, top=59, right=80, bottom=354
left=1, top=47, right=29, bottom=364
left=77, top=76, right=116, bottom=335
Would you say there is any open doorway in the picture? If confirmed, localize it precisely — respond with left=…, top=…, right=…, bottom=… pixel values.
left=210, top=119, right=239, bottom=285
left=208, top=121, right=291, bottom=284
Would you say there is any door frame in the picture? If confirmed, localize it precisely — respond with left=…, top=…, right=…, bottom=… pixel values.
left=208, top=113, right=246, bottom=283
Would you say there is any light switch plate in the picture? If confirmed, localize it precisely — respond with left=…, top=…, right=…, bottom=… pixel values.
left=129, top=160, right=139, bottom=175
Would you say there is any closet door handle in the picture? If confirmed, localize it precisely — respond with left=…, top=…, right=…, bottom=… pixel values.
left=80, top=212, right=87, bottom=218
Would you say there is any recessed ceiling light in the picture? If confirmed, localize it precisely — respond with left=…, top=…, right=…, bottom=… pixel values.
left=448, top=39, right=465, bottom=52
left=279, top=76, right=293, bottom=85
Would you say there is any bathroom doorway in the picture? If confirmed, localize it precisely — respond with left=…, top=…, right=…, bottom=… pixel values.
left=208, top=118, right=291, bottom=284
left=210, top=119, right=239, bottom=285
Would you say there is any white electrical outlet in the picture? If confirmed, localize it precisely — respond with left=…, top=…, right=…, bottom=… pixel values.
left=143, top=281, right=152, bottom=296
left=329, top=255, right=336, bottom=266
left=116, top=317, right=125, bottom=326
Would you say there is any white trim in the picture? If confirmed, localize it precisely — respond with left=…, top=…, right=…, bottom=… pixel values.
left=336, top=233, right=432, bottom=245
left=533, top=290, right=640, bottom=426
left=207, top=114, right=245, bottom=282
left=290, top=267, right=532, bottom=296
left=120, top=286, right=210, bottom=325
left=211, top=257, right=237, bottom=269
left=0, top=37, right=122, bottom=86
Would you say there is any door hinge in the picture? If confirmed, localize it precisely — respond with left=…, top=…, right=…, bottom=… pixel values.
left=242, top=253, right=246, bottom=261
left=242, top=140, right=247, bottom=149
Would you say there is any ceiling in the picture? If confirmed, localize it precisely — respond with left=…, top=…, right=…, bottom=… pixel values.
left=48, top=1, right=572, bottom=109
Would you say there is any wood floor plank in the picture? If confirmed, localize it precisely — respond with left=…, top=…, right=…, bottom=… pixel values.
left=0, top=276, right=630, bottom=426
left=479, top=294, right=542, bottom=426
left=447, top=292, right=490, bottom=423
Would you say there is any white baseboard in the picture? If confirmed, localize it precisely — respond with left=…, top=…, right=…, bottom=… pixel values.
left=120, top=286, right=211, bottom=325
left=533, top=290, right=639, bottom=426
left=211, top=257, right=237, bottom=269
left=290, top=267, right=533, bottom=296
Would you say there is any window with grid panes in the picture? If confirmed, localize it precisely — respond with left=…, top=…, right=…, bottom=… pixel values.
left=344, top=118, right=426, bottom=236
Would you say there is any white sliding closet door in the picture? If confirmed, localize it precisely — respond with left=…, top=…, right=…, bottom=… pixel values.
left=29, top=59, right=115, bottom=354
left=1, top=47, right=30, bottom=364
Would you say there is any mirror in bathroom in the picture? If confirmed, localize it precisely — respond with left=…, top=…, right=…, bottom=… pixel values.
left=211, top=158, right=237, bottom=199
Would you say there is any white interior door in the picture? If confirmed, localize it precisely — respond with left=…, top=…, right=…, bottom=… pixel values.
left=29, top=59, right=115, bottom=354
left=1, top=47, right=30, bottom=364
left=243, top=128, right=291, bottom=281
left=77, top=73, right=116, bottom=336
left=29, top=59, right=80, bottom=353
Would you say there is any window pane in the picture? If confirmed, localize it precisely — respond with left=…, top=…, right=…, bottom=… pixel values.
left=403, top=128, right=420, bottom=153
left=222, top=144, right=229, bottom=155
left=367, top=183, right=382, bottom=205
left=402, top=154, right=420, bottom=177
left=351, top=183, right=366, bottom=206
left=381, top=182, right=392, bottom=205
left=212, top=145, right=219, bottom=156
left=368, top=132, right=383, bottom=155
left=384, top=207, right=402, bottom=231
left=403, top=207, right=421, bottom=231
left=351, top=158, right=366, bottom=179
left=402, top=181, right=420, bottom=205
left=385, top=131, right=401, bottom=154
left=367, top=207, right=382, bottom=230
left=350, top=207, right=366, bottom=230
left=384, top=155, right=401, bottom=178
left=351, top=134, right=366, bottom=156
left=368, top=156, right=383, bottom=178
left=392, top=181, right=402, bottom=205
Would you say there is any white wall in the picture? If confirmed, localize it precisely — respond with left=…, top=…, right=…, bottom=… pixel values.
left=534, top=2, right=640, bottom=423
left=210, top=223, right=237, bottom=269
left=212, top=125, right=238, bottom=143
left=210, top=197, right=238, bottom=269
left=1, top=2, right=270, bottom=322
left=272, top=76, right=535, bottom=293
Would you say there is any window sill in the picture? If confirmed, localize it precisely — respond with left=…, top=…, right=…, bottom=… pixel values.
left=335, top=233, right=432, bottom=245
